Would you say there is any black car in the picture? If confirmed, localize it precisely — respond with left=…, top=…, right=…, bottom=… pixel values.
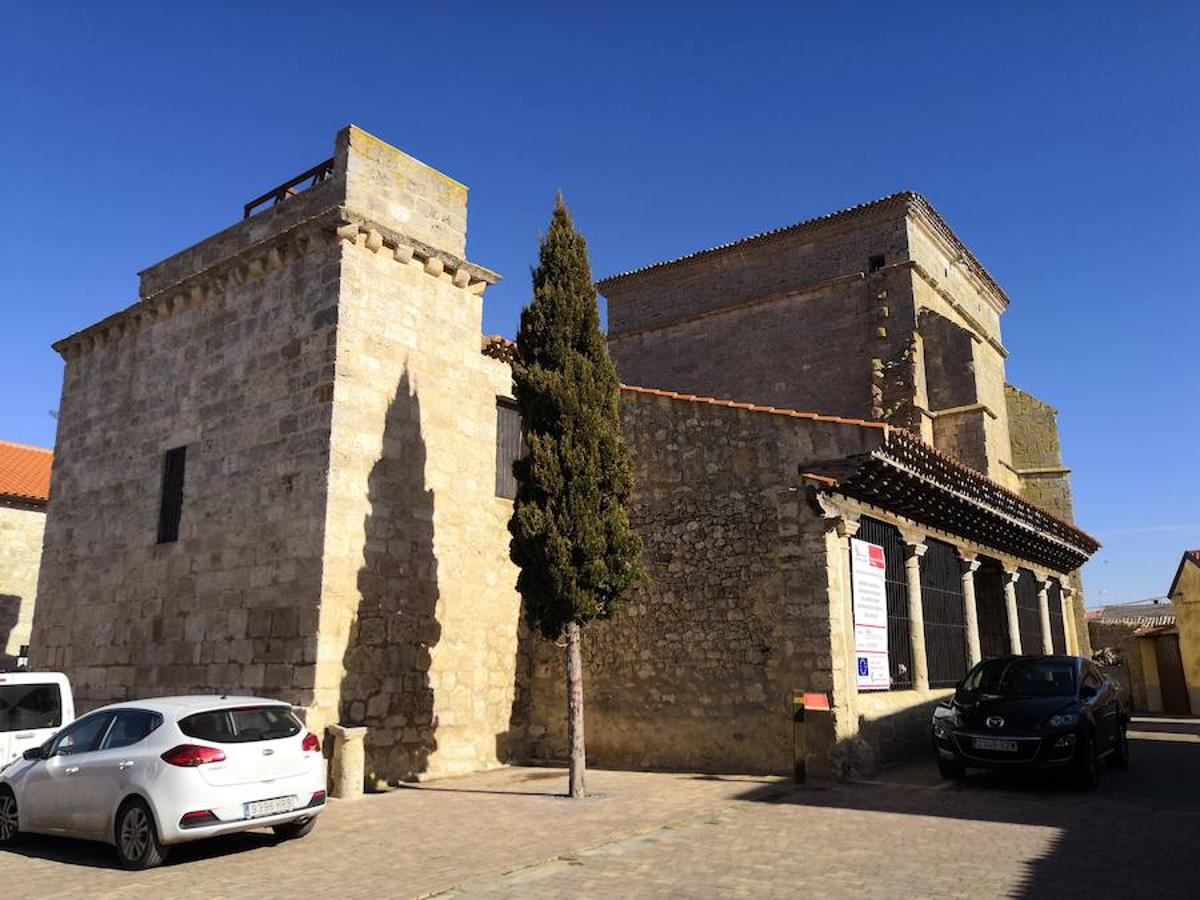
left=931, top=655, right=1129, bottom=788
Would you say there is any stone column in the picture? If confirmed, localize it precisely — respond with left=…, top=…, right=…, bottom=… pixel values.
left=1061, top=586, right=1078, bottom=655
left=1037, top=577, right=1054, bottom=654
left=959, top=553, right=982, bottom=667
left=1003, top=567, right=1023, bottom=655
left=327, top=724, right=368, bottom=800
left=903, top=537, right=929, bottom=692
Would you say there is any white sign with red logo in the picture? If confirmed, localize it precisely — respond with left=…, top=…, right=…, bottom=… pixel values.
left=851, top=538, right=890, bottom=691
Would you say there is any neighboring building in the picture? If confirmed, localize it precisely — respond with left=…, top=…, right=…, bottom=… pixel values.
left=0, top=440, right=52, bottom=667
left=34, top=128, right=1099, bottom=784
left=1087, top=600, right=1175, bottom=711
left=1126, top=552, right=1200, bottom=716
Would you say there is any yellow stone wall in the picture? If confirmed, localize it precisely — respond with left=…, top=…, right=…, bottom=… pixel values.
left=0, top=503, right=45, bottom=666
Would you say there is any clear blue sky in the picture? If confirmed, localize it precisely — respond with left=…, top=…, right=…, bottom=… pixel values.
left=2, top=3, right=1197, bottom=606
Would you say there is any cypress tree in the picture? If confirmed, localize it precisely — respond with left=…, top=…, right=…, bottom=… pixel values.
left=509, top=195, right=643, bottom=799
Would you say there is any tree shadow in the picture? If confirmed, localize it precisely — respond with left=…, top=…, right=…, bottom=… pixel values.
left=338, top=369, right=441, bottom=787
left=0, top=593, right=19, bottom=668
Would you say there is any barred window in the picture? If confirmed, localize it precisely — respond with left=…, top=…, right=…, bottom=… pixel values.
left=1047, top=580, right=1067, bottom=654
left=157, top=445, right=187, bottom=544
left=920, top=539, right=968, bottom=688
left=857, top=517, right=912, bottom=690
left=494, top=399, right=523, bottom=500
left=1015, top=568, right=1044, bottom=655
left=974, top=559, right=1011, bottom=659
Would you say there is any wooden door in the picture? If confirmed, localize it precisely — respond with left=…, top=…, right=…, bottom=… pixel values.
left=1155, top=634, right=1191, bottom=715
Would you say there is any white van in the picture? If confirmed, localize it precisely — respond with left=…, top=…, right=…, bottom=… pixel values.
left=0, top=672, right=74, bottom=768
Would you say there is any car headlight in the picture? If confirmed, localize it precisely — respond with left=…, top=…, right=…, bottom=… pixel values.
left=1048, top=713, right=1079, bottom=728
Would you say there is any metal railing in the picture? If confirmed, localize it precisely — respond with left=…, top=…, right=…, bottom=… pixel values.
left=243, top=157, right=335, bottom=220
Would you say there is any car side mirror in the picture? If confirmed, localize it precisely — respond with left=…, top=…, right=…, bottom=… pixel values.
left=23, top=746, right=47, bottom=761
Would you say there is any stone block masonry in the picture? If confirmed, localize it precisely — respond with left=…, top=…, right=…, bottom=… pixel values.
left=1, top=504, right=45, bottom=666
left=33, top=126, right=517, bottom=785
left=511, top=390, right=885, bottom=777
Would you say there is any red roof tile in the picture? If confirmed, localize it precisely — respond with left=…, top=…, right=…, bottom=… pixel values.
left=618, top=384, right=889, bottom=430
left=0, top=440, right=53, bottom=505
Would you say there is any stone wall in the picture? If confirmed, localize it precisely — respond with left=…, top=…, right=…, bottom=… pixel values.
left=513, top=390, right=888, bottom=776
left=1088, top=621, right=1146, bottom=709
left=311, top=209, right=520, bottom=785
left=603, top=204, right=918, bottom=428
left=0, top=503, right=45, bottom=667
left=1169, top=558, right=1200, bottom=715
left=32, top=216, right=342, bottom=709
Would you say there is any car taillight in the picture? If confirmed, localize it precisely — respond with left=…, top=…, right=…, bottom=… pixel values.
left=302, top=732, right=320, bottom=753
left=161, top=744, right=227, bottom=767
left=309, top=790, right=327, bottom=807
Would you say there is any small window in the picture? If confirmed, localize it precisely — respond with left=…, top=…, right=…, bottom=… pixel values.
left=868, top=254, right=886, bottom=272
left=0, top=683, right=62, bottom=731
left=157, top=445, right=187, bottom=543
left=495, top=399, right=524, bottom=500
left=179, top=705, right=302, bottom=744
left=101, top=709, right=163, bottom=750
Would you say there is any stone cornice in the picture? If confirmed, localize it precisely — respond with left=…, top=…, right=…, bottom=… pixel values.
left=53, top=206, right=501, bottom=359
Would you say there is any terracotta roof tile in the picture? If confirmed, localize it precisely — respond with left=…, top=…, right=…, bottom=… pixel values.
left=596, top=191, right=1008, bottom=306
left=0, top=439, right=53, bottom=505
left=617, top=385, right=889, bottom=430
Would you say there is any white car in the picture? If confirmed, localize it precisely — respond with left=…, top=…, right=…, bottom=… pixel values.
left=0, top=672, right=75, bottom=768
left=0, top=695, right=327, bottom=869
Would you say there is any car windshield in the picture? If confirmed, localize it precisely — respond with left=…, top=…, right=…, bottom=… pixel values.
left=0, top=683, right=62, bottom=732
left=179, top=705, right=302, bottom=743
left=964, top=659, right=1076, bottom=698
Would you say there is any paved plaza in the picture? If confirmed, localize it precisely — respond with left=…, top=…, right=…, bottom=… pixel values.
left=2, top=717, right=1197, bottom=898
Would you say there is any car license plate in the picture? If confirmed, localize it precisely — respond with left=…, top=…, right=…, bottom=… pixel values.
left=245, top=796, right=296, bottom=819
left=972, top=738, right=1018, bottom=753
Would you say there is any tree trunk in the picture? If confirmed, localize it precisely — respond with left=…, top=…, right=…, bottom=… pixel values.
left=565, top=620, right=586, bottom=798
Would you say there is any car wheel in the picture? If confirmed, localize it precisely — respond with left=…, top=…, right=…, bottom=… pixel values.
left=937, top=758, right=965, bottom=780
left=115, top=799, right=168, bottom=870
left=1072, top=731, right=1100, bottom=790
left=273, top=816, right=317, bottom=841
left=0, top=787, right=20, bottom=845
left=1107, top=722, right=1130, bottom=770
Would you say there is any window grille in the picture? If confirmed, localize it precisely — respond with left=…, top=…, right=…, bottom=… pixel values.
left=920, top=539, right=968, bottom=688
left=856, top=517, right=912, bottom=690
left=1047, top=580, right=1067, bottom=654
left=157, top=446, right=187, bottom=544
left=1015, top=568, right=1044, bottom=655
left=974, top=560, right=1011, bottom=659
left=494, top=399, right=523, bottom=500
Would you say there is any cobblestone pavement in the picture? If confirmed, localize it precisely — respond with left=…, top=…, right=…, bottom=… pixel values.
left=3, top=717, right=1198, bottom=899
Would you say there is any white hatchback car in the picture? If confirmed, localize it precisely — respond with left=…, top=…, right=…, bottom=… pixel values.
left=0, top=696, right=326, bottom=869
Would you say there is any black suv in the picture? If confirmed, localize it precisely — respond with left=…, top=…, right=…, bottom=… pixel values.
left=931, top=655, right=1129, bottom=788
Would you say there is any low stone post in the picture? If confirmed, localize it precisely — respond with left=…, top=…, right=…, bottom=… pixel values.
left=1003, top=568, right=1023, bottom=655
left=959, top=554, right=982, bottom=667
left=327, top=724, right=368, bottom=800
left=903, top=538, right=929, bottom=692
left=1037, top=578, right=1054, bottom=654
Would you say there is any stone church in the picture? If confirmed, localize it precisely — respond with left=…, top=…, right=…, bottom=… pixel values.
left=31, top=127, right=1097, bottom=782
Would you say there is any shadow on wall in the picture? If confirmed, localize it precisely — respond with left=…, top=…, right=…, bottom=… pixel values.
left=0, top=594, right=18, bottom=668
left=339, top=370, right=442, bottom=787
